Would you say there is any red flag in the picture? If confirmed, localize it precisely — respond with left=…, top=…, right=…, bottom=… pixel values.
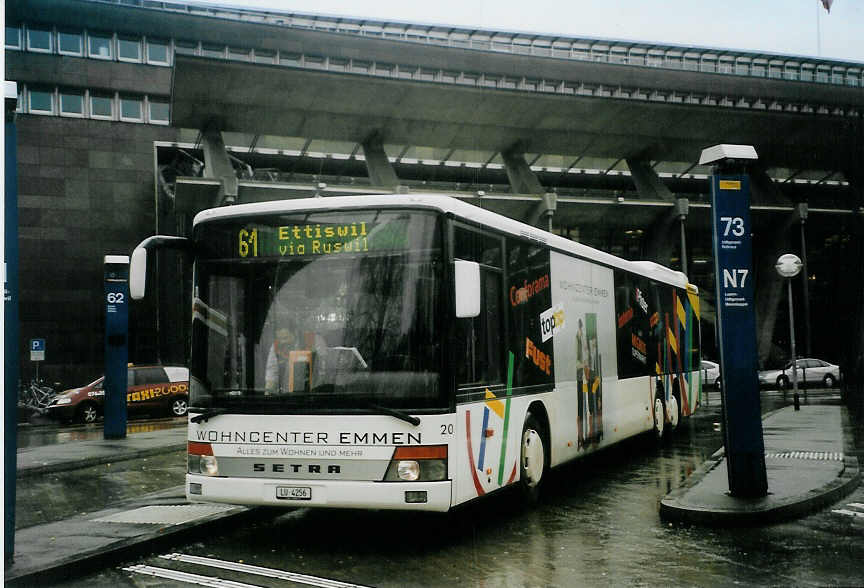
left=821, top=0, right=833, bottom=12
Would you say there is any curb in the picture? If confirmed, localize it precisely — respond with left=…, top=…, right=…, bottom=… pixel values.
left=3, top=502, right=266, bottom=586
left=16, top=443, right=187, bottom=479
left=659, top=455, right=861, bottom=526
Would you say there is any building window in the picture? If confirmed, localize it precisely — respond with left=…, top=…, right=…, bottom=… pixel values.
left=59, top=90, right=85, bottom=116
left=146, top=38, right=170, bottom=65
left=375, top=62, right=395, bottom=76
left=228, top=47, right=250, bottom=61
left=28, top=88, right=55, bottom=114
left=117, top=36, right=142, bottom=62
left=329, top=57, right=348, bottom=71
left=201, top=44, right=225, bottom=59
left=90, top=93, right=114, bottom=119
left=280, top=52, right=302, bottom=66
left=175, top=39, right=198, bottom=56
left=120, top=96, right=143, bottom=121
left=88, top=32, right=113, bottom=59
left=6, top=25, right=22, bottom=49
left=27, top=26, right=53, bottom=52
left=303, top=54, right=324, bottom=69
left=58, top=30, right=83, bottom=55
left=460, top=73, right=478, bottom=86
left=397, top=65, right=416, bottom=79
left=253, top=49, right=276, bottom=63
left=148, top=99, right=170, bottom=124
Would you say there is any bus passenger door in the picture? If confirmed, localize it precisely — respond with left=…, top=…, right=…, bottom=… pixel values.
left=451, top=226, right=508, bottom=504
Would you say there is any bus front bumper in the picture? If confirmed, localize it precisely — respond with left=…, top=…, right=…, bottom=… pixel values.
left=186, top=474, right=453, bottom=512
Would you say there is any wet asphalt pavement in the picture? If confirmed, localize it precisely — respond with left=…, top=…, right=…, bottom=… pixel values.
left=14, top=418, right=187, bottom=529
left=29, top=388, right=861, bottom=587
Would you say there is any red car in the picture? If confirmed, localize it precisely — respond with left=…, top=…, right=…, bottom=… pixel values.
left=46, top=365, right=189, bottom=424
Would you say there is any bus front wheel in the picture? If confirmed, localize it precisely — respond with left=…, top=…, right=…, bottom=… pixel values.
left=519, top=413, right=547, bottom=503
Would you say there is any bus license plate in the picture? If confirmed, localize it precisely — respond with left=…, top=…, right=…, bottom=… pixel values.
left=276, top=486, right=312, bottom=500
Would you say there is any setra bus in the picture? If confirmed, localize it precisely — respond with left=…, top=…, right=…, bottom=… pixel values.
left=130, top=194, right=701, bottom=512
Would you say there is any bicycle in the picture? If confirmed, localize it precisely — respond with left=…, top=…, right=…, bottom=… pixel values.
left=18, top=378, right=58, bottom=415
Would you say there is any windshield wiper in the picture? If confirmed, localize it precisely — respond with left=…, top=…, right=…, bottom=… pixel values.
left=190, top=407, right=229, bottom=423
left=365, top=403, right=421, bottom=427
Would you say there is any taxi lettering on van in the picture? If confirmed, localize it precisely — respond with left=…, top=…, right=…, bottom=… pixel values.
left=127, top=383, right=188, bottom=403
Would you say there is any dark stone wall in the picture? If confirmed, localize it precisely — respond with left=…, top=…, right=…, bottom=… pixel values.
left=14, top=114, right=180, bottom=389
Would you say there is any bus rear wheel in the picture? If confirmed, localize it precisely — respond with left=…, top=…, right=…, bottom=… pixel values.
left=667, top=392, right=680, bottom=434
left=666, top=380, right=683, bottom=436
left=652, top=394, right=666, bottom=441
left=519, top=413, right=547, bottom=503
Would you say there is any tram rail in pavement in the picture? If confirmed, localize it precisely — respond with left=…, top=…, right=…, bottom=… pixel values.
left=6, top=421, right=259, bottom=585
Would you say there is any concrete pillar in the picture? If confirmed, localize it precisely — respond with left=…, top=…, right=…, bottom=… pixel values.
left=361, top=133, right=401, bottom=190
left=527, top=193, right=557, bottom=229
left=626, top=158, right=683, bottom=267
left=502, top=145, right=555, bottom=229
left=502, top=145, right=544, bottom=195
left=750, top=163, right=793, bottom=207
left=201, top=126, right=238, bottom=206
left=750, top=166, right=793, bottom=367
left=840, top=165, right=864, bottom=414
left=676, top=198, right=689, bottom=277
left=644, top=211, right=676, bottom=266
left=626, top=158, right=674, bottom=202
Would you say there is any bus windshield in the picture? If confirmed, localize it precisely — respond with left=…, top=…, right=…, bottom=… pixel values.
left=190, top=209, right=444, bottom=412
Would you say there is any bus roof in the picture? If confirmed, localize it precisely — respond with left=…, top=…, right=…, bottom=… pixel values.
left=193, top=194, right=693, bottom=290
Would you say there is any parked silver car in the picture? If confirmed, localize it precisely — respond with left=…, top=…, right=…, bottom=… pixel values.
left=758, top=358, right=839, bottom=389
left=700, top=360, right=721, bottom=390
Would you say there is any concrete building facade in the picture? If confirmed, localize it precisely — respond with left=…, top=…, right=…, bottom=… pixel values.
left=5, top=0, right=863, bottom=389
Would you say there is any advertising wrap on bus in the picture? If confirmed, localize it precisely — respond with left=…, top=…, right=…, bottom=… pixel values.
left=132, top=194, right=700, bottom=513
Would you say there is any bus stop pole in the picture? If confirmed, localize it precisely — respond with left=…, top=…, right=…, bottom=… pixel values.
left=103, top=256, right=130, bottom=440
left=5, top=81, right=20, bottom=564
left=703, top=144, right=768, bottom=498
left=789, top=279, right=800, bottom=410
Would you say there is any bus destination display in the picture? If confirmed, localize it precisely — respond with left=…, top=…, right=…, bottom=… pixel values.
left=235, top=219, right=409, bottom=259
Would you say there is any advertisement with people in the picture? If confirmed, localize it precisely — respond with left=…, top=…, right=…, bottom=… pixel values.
left=550, top=253, right=616, bottom=460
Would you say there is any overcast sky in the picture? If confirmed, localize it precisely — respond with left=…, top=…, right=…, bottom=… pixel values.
left=194, top=0, right=864, bottom=63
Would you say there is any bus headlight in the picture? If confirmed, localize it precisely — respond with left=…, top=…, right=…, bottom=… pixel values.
left=384, top=445, right=448, bottom=482
left=201, top=455, right=219, bottom=476
left=397, top=461, right=420, bottom=481
left=187, top=441, right=219, bottom=476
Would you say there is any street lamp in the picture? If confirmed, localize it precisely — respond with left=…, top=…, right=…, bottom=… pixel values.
left=775, top=253, right=803, bottom=411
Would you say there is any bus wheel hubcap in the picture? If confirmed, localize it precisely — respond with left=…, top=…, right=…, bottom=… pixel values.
left=669, top=395, right=679, bottom=428
left=654, top=398, right=664, bottom=434
left=522, top=429, right=544, bottom=487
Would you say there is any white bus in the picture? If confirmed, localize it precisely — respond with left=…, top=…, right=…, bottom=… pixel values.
left=130, top=194, right=701, bottom=512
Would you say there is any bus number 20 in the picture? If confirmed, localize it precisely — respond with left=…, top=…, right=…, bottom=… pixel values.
left=440, top=424, right=454, bottom=435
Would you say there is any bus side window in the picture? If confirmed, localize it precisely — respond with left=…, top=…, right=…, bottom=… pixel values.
left=455, top=267, right=504, bottom=389
left=454, top=226, right=502, bottom=268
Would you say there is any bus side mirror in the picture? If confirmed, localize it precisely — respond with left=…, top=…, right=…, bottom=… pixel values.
left=454, top=260, right=481, bottom=318
left=129, top=247, right=147, bottom=300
